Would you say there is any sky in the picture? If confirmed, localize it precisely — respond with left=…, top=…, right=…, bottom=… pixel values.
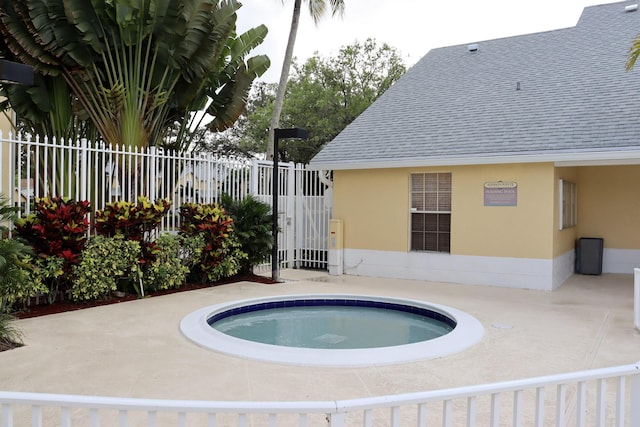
left=236, top=0, right=622, bottom=83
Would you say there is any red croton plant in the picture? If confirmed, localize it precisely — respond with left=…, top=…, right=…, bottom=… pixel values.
left=94, top=197, right=172, bottom=266
left=15, top=196, right=90, bottom=265
left=13, top=197, right=91, bottom=300
left=94, top=197, right=171, bottom=244
left=179, top=203, right=238, bottom=281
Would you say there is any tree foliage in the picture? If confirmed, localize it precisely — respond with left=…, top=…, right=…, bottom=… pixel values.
left=218, top=39, right=406, bottom=163
left=266, top=0, right=345, bottom=160
left=205, top=81, right=276, bottom=158
left=0, top=0, right=269, bottom=151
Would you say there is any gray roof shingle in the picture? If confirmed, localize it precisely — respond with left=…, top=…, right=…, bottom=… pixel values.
left=309, top=1, right=640, bottom=170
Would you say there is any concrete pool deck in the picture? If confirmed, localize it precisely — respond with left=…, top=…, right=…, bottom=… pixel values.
left=1, top=270, right=639, bottom=404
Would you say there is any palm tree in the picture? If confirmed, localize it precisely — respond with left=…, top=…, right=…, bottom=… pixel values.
left=266, top=0, right=345, bottom=160
left=0, top=0, right=269, bottom=200
left=0, top=0, right=269, bottom=152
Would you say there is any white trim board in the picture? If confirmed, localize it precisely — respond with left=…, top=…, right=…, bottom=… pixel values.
left=603, top=248, right=640, bottom=274
left=308, top=150, right=640, bottom=171
left=342, top=249, right=577, bottom=291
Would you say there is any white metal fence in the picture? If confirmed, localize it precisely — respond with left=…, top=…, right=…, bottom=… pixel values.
left=634, top=268, right=640, bottom=331
left=0, top=132, right=331, bottom=270
left=1, top=362, right=638, bottom=426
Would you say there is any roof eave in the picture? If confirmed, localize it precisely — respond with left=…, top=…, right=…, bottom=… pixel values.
left=307, top=150, right=640, bottom=170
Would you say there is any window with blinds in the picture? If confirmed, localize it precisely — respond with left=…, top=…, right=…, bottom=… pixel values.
left=410, top=173, right=451, bottom=252
left=559, top=179, right=577, bottom=230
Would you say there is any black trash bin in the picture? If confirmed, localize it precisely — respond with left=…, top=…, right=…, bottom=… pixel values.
left=575, top=237, right=603, bottom=275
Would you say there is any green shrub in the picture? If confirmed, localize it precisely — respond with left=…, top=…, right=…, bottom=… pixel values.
left=71, top=236, right=142, bottom=301
left=0, top=313, right=23, bottom=351
left=94, top=198, right=173, bottom=297
left=179, top=203, right=247, bottom=282
left=220, top=194, right=273, bottom=273
left=180, top=234, right=206, bottom=269
left=12, top=255, right=60, bottom=306
left=203, top=234, right=246, bottom=282
left=0, top=195, right=41, bottom=312
left=0, top=240, right=38, bottom=311
left=143, top=234, right=191, bottom=292
left=0, top=193, right=19, bottom=236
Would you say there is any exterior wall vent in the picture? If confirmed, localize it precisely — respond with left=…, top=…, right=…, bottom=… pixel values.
left=625, top=4, right=638, bottom=12
left=467, top=43, right=479, bottom=52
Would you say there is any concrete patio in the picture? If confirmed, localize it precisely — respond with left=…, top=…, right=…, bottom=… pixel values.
left=1, top=270, right=638, bottom=405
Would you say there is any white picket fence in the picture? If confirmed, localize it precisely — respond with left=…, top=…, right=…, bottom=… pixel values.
left=0, top=362, right=639, bottom=426
left=0, top=132, right=331, bottom=269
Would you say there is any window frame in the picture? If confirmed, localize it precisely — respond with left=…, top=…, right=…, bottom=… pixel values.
left=409, top=172, right=452, bottom=253
left=559, top=179, right=577, bottom=230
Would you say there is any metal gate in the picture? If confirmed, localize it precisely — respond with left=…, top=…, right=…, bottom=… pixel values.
left=250, top=160, right=332, bottom=271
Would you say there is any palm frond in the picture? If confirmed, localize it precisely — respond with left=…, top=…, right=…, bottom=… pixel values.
left=627, top=34, right=640, bottom=71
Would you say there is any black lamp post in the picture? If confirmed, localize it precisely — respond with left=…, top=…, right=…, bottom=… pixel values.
left=272, top=127, right=308, bottom=281
left=0, top=59, right=34, bottom=85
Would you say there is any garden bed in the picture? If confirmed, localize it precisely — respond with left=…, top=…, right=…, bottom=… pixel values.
left=14, top=273, right=277, bottom=319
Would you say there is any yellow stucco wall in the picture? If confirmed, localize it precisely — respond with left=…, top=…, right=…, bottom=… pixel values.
left=333, top=169, right=409, bottom=252
left=0, top=107, right=14, bottom=197
left=452, top=163, right=555, bottom=258
left=576, top=165, right=640, bottom=249
left=333, top=163, right=556, bottom=259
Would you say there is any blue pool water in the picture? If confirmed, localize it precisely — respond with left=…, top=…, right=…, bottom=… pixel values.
left=208, top=300, right=455, bottom=349
left=181, top=294, right=484, bottom=367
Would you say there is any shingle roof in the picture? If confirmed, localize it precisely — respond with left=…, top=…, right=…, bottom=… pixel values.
left=309, top=1, right=640, bottom=170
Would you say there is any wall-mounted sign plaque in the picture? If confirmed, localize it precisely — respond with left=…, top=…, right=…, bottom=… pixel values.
left=484, top=181, right=517, bottom=206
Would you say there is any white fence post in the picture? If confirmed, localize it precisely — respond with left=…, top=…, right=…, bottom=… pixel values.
left=286, top=162, right=296, bottom=269
left=295, top=164, right=304, bottom=269
left=328, top=412, right=345, bottom=426
left=249, top=159, right=259, bottom=196
left=148, top=146, right=157, bottom=201
left=80, top=138, right=88, bottom=202
left=631, top=364, right=640, bottom=427
left=634, top=268, right=640, bottom=331
left=2, top=131, right=12, bottom=204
